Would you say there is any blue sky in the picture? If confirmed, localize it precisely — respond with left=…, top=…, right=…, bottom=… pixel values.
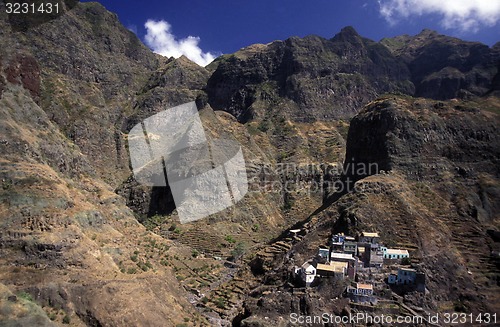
left=84, top=0, right=500, bottom=66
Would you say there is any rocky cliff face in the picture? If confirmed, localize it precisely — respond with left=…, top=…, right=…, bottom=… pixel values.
left=382, top=29, right=500, bottom=100
left=206, top=26, right=413, bottom=122
left=0, top=2, right=499, bottom=326
left=4, top=1, right=160, bottom=187
left=207, top=27, right=499, bottom=125
left=344, top=96, right=500, bottom=180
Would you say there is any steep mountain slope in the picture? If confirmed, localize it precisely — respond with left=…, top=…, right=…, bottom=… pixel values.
left=341, top=97, right=500, bottom=312
left=5, top=0, right=159, bottom=187
left=235, top=97, right=500, bottom=325
left=0, top=2, right=206, bottom=326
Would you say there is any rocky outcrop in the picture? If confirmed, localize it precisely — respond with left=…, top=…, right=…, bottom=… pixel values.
left=344, top=97, right=500, bottom=182
left=382, top=29, right=500, bottom=99
left=207, top=27, right=413, bottom=122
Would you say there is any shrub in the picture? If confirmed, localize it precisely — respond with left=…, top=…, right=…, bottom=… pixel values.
left=225, top=235, right=236, bottom=244
left=257, top=120, right=269, bottom=132
left=18, top=292, right=33, bottom=302
left=231, top=242, right=246, bottom=260
left=191, top=249, right=199, bottom=258
left=214, top=297, right=226, bottom=309
left=62, top=315, right=71, bottom=324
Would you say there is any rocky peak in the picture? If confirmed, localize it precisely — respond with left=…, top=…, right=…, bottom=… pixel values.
left=416, top=28, right=438, bottom=38
left=143, top=55, right=209, bottom=90
left=331, top=25, right=362, bottom=43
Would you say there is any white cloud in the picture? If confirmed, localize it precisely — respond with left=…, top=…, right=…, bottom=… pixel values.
left=144, top=19, right=216, bottom=66
left=378, top=0, right=500, bottom=32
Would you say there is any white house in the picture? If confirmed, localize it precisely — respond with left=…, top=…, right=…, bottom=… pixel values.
left=388, top=267, right=417, bottom=285
left=347, top=283, right=377, bottom=304
left=347, top=283, right=374, bottom=296
left=300, top=262, right=317, bottom=285
left=380, top=247, right=409, bottom=260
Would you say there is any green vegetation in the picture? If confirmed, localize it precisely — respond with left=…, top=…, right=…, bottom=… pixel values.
left=257, top=120, right=270, bottom=132
left=225, top=235, right=236, bottom=244
left=277, top=150, right=291, bottom=161
left=191, top=249, right=199, bottom=258
left=17, top=291, right=33, bottom=302
left=63, top=315, right=71, bottom=324
left=214, top=297, right=226, bottom=309
left=283, top=194, right=295, bottom=211
left=230, top=242, right=246, bottom=260
left=2, top=179, right=12, bottom=190
left=143, top=214, right=166, bottom=231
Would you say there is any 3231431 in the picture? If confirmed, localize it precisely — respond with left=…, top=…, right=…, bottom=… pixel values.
left=5, top=2, right=59, bottom=14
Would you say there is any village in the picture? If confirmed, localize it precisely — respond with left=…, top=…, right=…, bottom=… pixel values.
left=291, top=231, right=426, bottom=306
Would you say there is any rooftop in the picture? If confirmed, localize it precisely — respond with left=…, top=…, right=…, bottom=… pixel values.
left=385, top=248, right=409, bottom=255
left=317, top=261, right=348, bottom=273
left=302, top=262, right=314, bottom=270
left=361, top=232, right=379, bottom=238
left=356, top=283, right=373, bottom=290
left=330, top=252, right=354, bottom=260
